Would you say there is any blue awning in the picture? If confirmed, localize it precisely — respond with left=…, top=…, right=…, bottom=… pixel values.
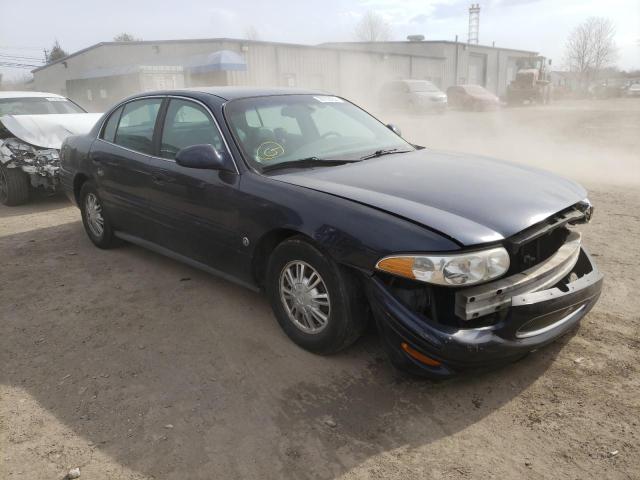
left=188, top=50, right=247, bottom=73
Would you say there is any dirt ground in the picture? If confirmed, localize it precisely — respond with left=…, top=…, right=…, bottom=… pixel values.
left=1, top=99, right=639, bottom=480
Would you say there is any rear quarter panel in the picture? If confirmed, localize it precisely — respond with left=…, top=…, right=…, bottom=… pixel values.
left=60, top=133, right=98, bottom=205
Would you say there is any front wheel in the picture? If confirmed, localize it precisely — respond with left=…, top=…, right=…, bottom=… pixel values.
left=0, top=164, right=29, bottom=206
left=266, top=237, right=367, bottom=354
left=79, top=181, right=118, bottom=249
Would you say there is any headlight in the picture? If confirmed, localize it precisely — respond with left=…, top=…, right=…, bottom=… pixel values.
left=376, top=247, right=510, bottom=286
left=576, top=198, right=593, bottom=223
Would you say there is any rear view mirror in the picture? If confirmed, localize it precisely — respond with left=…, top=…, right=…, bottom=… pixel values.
left=386, top=123, right=402, bottom=137
left=175, top=144, right=233, bottom=171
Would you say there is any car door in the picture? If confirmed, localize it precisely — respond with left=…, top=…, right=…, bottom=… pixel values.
left=141, top=97, right=244, bottom=276
left=90, top=97, right=164, bottom=238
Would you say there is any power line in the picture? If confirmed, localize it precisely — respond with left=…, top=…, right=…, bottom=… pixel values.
left=0, top=45, right=45, bottom=51
left=0, top=53, right=44, bottom=62
left=0, top=61, right=40, bottom=69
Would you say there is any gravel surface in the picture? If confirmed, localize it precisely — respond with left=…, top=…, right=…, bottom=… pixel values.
left=1, top=99, right=638, bottom=479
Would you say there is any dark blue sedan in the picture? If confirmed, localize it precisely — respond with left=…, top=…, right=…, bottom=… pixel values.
left=59, top=87, right=603, bottom=378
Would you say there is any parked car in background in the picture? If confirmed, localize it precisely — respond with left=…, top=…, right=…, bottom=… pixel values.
left=626, top=83, right=640, bottom=97
left=447, top=84, right=501, bottom=111
left=60, top=87, right=602, bottom=378
left=380, top=79, right=447, bottom=113
left=0, top=91, right=102, bottom=206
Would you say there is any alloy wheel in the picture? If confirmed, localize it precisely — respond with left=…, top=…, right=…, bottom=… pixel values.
left=279, top=260, right=331, bottom=334
left=85, top=192, right=105, bottom=238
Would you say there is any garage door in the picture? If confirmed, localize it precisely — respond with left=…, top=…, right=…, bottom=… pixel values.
left=468, top=54, right=486, bottom=86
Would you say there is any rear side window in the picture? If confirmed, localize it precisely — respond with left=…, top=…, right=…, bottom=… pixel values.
left=101, top=106, right=123, bottom=143
left=159, top=99, right=223, bottom=159
left=114, top=98, right=162, bottom=155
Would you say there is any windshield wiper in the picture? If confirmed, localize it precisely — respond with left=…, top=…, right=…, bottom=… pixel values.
left=261, top=157, right=360, bottom=173
left=359, top=148, right=412, bottom=160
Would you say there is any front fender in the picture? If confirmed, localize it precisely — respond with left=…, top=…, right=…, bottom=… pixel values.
left=239, top=172, right=460, bottom=275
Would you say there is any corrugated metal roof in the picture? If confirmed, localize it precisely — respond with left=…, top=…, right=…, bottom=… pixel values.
left=321, top=40, right=538, bottom=55
left=31, top=37, right=449, bottom=73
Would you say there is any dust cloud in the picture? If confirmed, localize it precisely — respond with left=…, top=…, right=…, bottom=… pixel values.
left=307, top=56, right=639, bottom=188
left=369, top=98, right=640, bottom=187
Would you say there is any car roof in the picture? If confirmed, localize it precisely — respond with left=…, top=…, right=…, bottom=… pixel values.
left=145, top=86, right=326, bottom=101
left=401, top=79, right=433, bottom=84
left=0, top=91, right=66, bottom=99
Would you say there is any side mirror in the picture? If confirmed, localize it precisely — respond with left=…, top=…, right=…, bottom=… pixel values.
left=386, top=123, right=402, bottom=137
left=175, top=144, right=233, bottom=171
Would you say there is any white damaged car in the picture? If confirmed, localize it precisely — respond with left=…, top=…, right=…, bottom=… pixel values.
left=0, top=91, right=102, bottom=206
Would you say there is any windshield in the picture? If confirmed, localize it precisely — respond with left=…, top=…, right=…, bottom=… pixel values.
left=225, top=94, right=413, bottom=171
left=407, top=81, right=439, bottom=93
left=0, top=97, right=86, bottom=115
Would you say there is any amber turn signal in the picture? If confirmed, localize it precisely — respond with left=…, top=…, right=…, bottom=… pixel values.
left=376, top=256, right=416, bottom=279
left=401, top=342, right=442, bottom=367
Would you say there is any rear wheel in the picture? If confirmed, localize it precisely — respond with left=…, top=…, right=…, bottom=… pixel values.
left=79, top=181, right=118, bottom=249
left=0, top=164, right=29, bottom=206
left=266, top=237, right=367, bottom=354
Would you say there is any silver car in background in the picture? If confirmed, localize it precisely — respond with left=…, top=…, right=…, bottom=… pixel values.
left=626, top=83, right=640, bottom=98
left=379, top=79, right=448, bottom=113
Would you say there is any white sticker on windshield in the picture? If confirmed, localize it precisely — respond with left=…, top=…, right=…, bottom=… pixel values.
left=313, top=96, right=344, bottom=103
left=46, top=97, right=66, bottom=102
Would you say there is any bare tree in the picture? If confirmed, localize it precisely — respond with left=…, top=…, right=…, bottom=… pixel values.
left=114, top=33, right=141, bottom=42
left=354, top=11, right=391, bottom=42
left=564, top=17, right=617, bottom=88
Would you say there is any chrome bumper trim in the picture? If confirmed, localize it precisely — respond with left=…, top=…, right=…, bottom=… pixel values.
left=455, top=231, right=582, bottom=320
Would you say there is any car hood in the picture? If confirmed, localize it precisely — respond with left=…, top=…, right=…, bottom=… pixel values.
left=0, top=113, right=103, bottom=149
left=415, top=91, right=446, bottom=99
left=270, top=149, right=586, bottom=246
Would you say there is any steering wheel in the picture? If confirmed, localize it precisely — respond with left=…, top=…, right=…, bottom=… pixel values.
left=320, top=131, right=342, bottom=139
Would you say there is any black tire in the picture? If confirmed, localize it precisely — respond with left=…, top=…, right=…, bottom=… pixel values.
left=0, top=163, right=30, bottom=206
left=266, top=237, right=367, bottom=354
left=79, top=181, right=118, bottom=249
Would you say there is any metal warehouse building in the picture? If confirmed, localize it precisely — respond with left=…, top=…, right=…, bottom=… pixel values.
left=31, top=38, right=538, bottom=111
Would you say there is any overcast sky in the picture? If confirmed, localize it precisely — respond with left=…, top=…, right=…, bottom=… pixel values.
left=1, top=0, right=638, bottom=81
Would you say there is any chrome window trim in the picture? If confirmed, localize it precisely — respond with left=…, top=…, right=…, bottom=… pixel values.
left=96, top=94, right=239, bottom=174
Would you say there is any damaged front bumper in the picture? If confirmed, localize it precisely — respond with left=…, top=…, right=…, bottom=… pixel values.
left=366, top=235, right=603, bottom=378
left=0, top=138, right=60, bottom=190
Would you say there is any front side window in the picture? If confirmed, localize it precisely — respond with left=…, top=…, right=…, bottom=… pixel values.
left=225, top=95, right=413, bottom=171
left=114, top=98, right=162, bottom=155
left=159, top=99, right=223, bottom=159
